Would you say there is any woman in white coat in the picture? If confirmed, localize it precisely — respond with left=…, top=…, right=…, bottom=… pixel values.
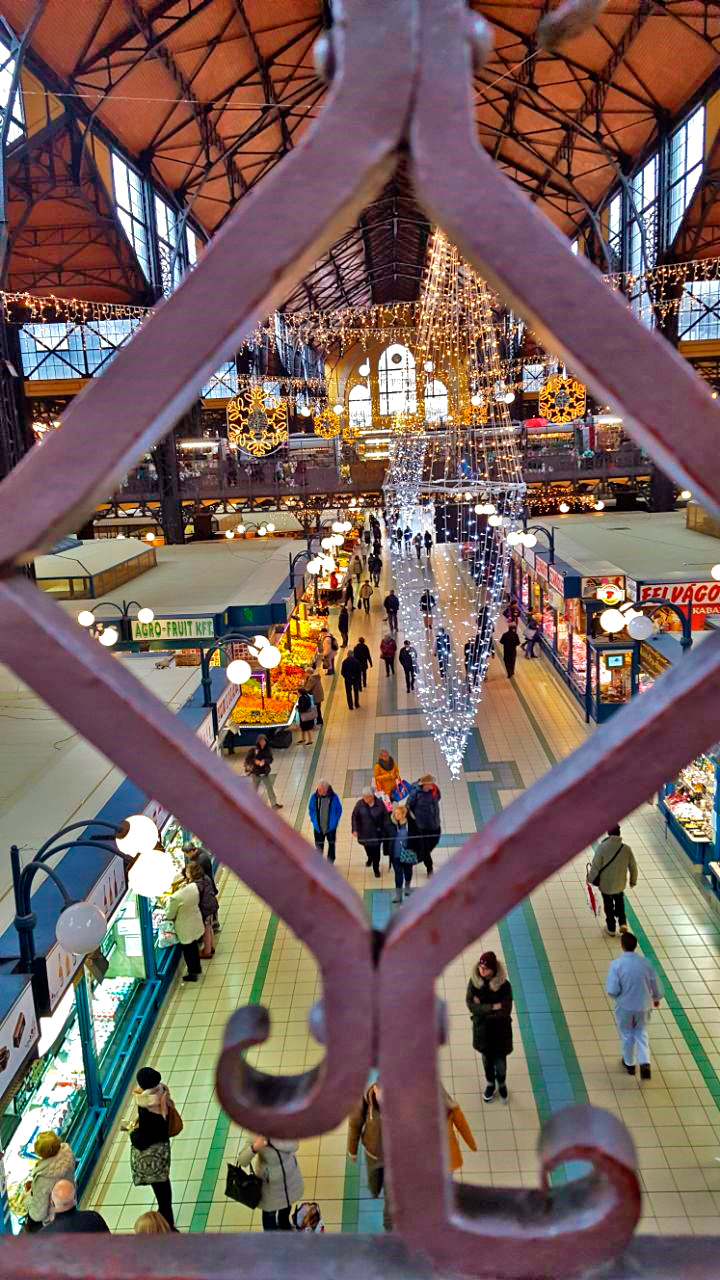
left=165, top=875, right=204, bottom=982
left=238, top=1136, right=304, bottom=1231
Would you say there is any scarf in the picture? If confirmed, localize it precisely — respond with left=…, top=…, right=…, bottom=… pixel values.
left=133, top=1083, right=170, bottom=1119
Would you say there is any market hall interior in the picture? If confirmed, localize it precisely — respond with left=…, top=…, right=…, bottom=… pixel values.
left=1, top=1, right=720, bottom=1277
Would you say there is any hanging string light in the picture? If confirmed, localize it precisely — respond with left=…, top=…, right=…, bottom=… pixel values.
left=384, top=230, right=525, bottom=778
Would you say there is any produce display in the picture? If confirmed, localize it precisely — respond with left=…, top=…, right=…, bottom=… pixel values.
left=227, top=610, right=327, bottom=729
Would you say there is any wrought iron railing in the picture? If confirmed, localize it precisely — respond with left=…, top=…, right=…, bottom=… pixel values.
left=1, top=0, right=720, bottom=1275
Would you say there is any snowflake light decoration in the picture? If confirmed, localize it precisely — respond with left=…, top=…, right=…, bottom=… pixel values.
left=314, top=408, right=341, bottom=439
left=539, top=373, right=586, bottom=423
left=227, top=386, right=287, bottom=457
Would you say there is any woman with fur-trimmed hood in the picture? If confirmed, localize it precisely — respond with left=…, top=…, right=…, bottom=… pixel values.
left=465, top=951, right=514, bottom=1104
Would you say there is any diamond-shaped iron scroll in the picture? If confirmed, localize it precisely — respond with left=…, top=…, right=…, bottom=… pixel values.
left=3, top=1, right=720, bottom=1277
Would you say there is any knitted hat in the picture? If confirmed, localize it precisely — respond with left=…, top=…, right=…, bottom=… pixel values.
left=478, top=951, right=498, bottom=975
left=136, top=1067, right=161, bottom=1089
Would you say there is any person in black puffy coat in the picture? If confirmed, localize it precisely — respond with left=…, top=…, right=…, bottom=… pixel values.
left=466, top=952, right=514, bottom=1104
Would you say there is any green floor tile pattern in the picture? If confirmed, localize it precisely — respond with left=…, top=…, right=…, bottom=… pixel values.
left=189, top=671, right=341, bottom=1232
left=511, top=672, right=720, bottom=1120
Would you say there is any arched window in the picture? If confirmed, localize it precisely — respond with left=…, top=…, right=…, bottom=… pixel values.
left=348, top=382, right=372, bottom=428
left=378, top=343, right=417, bottom=416
left=424, top=377, right=448, bottom=422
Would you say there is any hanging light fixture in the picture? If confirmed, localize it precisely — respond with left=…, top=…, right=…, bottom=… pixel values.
left=116, top=815, right=160, bottom=856
left=599, top=608, right=625, bottom=634
left=98, top=626, right=119, bottom=647
left=227, top=659, right=252, bottom=684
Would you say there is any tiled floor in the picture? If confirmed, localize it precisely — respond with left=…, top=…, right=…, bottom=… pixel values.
left=86, top=542, right=720, bottom=1237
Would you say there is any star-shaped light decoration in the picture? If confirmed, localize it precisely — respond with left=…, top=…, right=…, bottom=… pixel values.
left=227, top=386, right=287, bottom=457
left=314, top=407, right=342, bottom=439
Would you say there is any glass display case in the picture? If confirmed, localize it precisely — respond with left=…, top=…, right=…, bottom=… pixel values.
left=586, top=641, right=636, bottom=722
left=660, top=751, right=720, bottom=866
left=2, top=987, right=85, bottom=1231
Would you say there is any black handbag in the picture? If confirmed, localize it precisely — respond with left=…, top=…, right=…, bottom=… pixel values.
left=225, top=1153, right=263, bottom=1208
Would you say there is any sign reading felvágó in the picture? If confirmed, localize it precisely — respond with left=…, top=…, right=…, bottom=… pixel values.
left=131, top=616, right=215, bottom=641
left=638, top=580, right=720, bottom=629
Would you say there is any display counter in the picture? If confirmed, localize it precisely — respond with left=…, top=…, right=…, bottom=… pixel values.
left=660, top=751, right=720, bottom=868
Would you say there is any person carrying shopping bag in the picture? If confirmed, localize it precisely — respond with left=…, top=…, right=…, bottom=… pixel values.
left=237, top=1136, right=304, bottom=1231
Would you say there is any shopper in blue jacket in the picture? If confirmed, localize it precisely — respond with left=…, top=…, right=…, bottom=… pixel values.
left=308, top=781, right=343, bottom=863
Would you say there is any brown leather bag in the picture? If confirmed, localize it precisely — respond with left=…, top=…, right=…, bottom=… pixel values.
left=167, top=1103, right=183, bottom=1137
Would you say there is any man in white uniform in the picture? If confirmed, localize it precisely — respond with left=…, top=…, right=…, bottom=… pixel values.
left=605, top=932, right=661, bottom=1080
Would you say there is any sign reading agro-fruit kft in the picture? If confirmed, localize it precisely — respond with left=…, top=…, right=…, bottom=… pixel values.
left=131, top=616, right=216, bottom=641
left=637, top=581, right=720, bottom=630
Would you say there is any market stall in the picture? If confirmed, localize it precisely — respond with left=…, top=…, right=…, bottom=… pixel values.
left=659, top=751, right=720, bottom=868
left=224, top=599, right=328, bottom=745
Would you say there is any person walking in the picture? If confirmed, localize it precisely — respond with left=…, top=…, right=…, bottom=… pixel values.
left=303, top=667, right=324, bottom=726
left=341, top=650, right=362, bottom=710
left=605, top=932, right=661, bottom=1080
left=435, top=627, right=451, bottom=678
left=407, top=775, right=441, bottom=876
left=384, top=589, right=400, bottom=634
left=351, top=792, right=387, bottom=876
left=186, top=861, right=218, bottom=960
left=165, top=872, right=204, bottom=982
left=347, top=1081, right=391, bottom=1230
left=389, top=803, right=416, bottom=903
left=237, top=1136, right=304, bottom=1231
left=296, top=685, right=315, bottom=746
left=587, top=825, right=638, bottom=937
left=244, top=735, right=283, bottom=809
left=353, top=636, right=372, bottom=688
left=419, top=588, right=436, bottom=629
left=373, top=749, right=401, bottom=798
left=308, top=781, right=342, bottom=863
left=127, top=1067, right=178, bottom=1230
left=466, top=952, right=514, bottom=1103
left=499, top=624, right=520, bottom=679
left=398, top=639, right=416, bottom=691
left=352, top=554, right=363, bottom=582
left=358, top=580, right=373, bottom=615
left=338, top=604, right=350, bottom=647
left=521, top=612, right=542, bottom=659
left=380, top=633, right=397, bottom=677
left=23, top=1131, right=75, bottom=1232
left=424, top=529, right=433, bottom=558
left=344, top=577, right=355, bottom=611
left=42, top=1181, right=109, bottom=1234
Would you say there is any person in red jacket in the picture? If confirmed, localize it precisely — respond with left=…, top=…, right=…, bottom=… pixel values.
left=379, top=633, right=397, bottom=677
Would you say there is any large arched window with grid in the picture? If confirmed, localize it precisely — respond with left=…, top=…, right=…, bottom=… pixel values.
left=424, top=377, right=448, bottom=422
left=348, top=382, right=372, bottom=427
left=378, top=343, right=417, bottom=416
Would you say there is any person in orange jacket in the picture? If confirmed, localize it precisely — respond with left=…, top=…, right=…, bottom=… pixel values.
left=442, top=1087, right=477, bottom=1172
left=373, top=749, right=401, bottom=797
